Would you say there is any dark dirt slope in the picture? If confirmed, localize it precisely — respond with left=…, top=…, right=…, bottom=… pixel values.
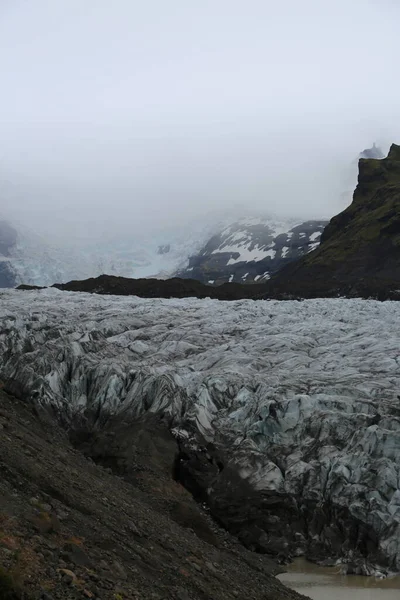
left=0, top=388, right=305, bottom=600
left=268, top=143, right=400, bottom=298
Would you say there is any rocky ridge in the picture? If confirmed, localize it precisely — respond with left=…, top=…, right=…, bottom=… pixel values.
left=49, top=271, right=400, bottom=302
left=51, top=275, right=266, bottom=300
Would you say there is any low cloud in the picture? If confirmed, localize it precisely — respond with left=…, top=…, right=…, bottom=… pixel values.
left=0, top=0, right=399, bottom=239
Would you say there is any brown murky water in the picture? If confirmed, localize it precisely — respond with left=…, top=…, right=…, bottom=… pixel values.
left=277, top=558, right=400, bottom=600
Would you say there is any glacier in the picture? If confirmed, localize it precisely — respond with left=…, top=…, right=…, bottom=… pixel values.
left=3, top=220, right=219, bottom=286
left=1, top=289, right=400, bottom=575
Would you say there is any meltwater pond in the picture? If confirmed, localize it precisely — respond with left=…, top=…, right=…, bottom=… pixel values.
left=278, top=559, right=400, bottom=600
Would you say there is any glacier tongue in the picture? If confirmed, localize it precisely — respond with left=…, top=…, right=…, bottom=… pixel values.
left=1, top=289, right=400, bottom=574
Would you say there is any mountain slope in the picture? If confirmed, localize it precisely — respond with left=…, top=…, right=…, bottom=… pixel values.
left=176, top=217, right=327, bottom=284
left=269, top=143, right=400, bottom=297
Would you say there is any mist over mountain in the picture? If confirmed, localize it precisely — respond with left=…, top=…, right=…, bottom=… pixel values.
left=0, top=144, right=393, bottom=288
left=1, top=0, right=399, bottom=245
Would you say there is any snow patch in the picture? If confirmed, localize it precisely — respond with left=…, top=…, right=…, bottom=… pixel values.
left=281, top=246, right=290, bottom=258
left=309, top=231, right=321, bottom=242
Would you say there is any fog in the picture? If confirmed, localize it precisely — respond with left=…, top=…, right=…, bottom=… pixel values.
left=0, top=0, right=399, bottom=239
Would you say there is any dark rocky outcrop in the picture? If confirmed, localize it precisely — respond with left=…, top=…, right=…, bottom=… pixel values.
left=267, top=143, right=400, bottom=298
left=16, top=284, right=46, bottom=291
left=51, top=274, right=268, bottom=300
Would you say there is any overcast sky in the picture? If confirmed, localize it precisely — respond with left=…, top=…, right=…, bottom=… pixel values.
left=0, top=0, right=399, bottom=237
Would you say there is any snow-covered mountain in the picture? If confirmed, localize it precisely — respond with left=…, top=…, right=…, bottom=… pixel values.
left=0, top=212, right=327, bottom=287
left=1, top=288, right=399, bottom=575
left=177, top=216, right=327, bottom=284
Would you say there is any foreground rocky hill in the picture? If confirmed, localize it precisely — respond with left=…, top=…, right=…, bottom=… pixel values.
left=1, top=289, right=400, bottom=579
left=0, top=389, right=304, bottom=600
left=268, top=143, right=400, bottom=297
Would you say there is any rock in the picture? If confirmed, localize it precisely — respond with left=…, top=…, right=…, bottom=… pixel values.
left=0, top=536, right=19, bottom=551
left=63, top=543, right=93, bottom=568
left=33, top=512, right=60, bottom=535
left=205, top=561, right=218, bottom=574
left=112, top=560, right=127, bottom=580
left=57, top=510, right=69, bottom=521
left=58, top=568, right=78, bottom=584
left=175, top=588, right=191, bottom=600
left=40, top=591, right=55, bottom=600
left=126, top=521, right=141, bottom=536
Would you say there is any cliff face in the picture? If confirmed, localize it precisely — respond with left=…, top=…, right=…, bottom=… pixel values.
left=269, top=144, right=400, bottom=296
